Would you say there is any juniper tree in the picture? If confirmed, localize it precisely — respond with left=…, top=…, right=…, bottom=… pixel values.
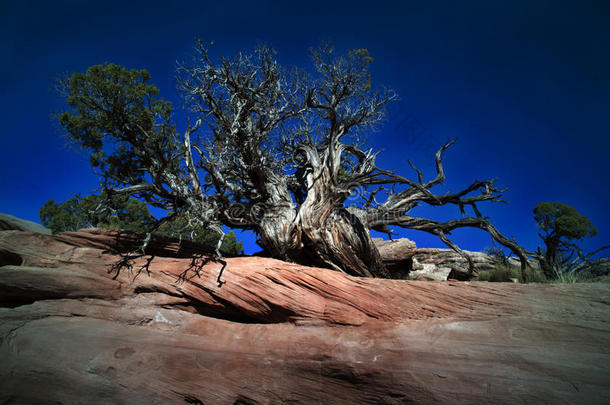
left=56, top=41, right=530, bottom=278
left=533, top=202, right=606, bottom=278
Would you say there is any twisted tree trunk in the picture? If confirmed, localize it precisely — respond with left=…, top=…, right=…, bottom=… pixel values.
left=257, top=211, right=387, bottom=278
left=254, top=144, right=389, bottom=278
left=540, top=236, right=560, bottom=279
left=294, top=206, right=387, bottom=278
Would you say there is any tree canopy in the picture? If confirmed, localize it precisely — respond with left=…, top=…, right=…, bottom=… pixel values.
left=534, top=202, right=597, bottom=241
left=40, top=193, right=244, bottom=256
left=56, top=41, right=531, bottom=278
left=40, top=193, right=155, bottom=233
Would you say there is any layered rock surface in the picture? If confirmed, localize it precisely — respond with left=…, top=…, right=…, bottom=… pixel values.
left=1, top=228, right=609, bottom=404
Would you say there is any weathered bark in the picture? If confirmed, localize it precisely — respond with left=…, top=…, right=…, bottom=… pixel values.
left=541, top=239, right=559, bottom=279
left=295, top=208, right=386, bottom=277
left=254, top=146, right=388, bottom=278
left=291, top=143, right=388, bottom=277
left=255, top=209, right=387, bottom=278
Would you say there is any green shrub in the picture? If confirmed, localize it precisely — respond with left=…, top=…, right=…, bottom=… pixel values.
left=551, top=262, right=595, bottom=283
left=553, top=271, right=591, bottom=283
left=40, top=193, right=244, bottom=256
left=478, top=265, right=547, bottom=283
left=477, top=263, right=604, bottom=283
left=483, top=246, right=510, bottom=266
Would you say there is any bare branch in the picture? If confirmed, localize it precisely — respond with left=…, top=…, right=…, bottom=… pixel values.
left=184, top=118, right=203, bottom=196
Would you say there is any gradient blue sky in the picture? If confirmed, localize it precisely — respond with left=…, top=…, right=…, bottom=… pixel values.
left=1, top=0, right=608, bottom=255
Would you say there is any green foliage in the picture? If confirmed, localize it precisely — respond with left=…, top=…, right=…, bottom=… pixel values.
left=52, top=63, right=247, bottom=256
left=155, top=214, right=244, bottom=256
left=39, top=192, right=155, bottom=233
left=477, top=263, right=600, bottom=284
left=547, top=251, right=602, bottom=282
left=347, top=48, right=373, bottom=90
left=553, top=269, right=593, bottom=283
left=478, top=265, right=547, bottom=283
left=57, top=63, right=178, bottom=189
left=39, top=194, right=244, bottom=256
left=348, top=48, right=374, bottom=64
left=216, top=231, right=244, bottom=256
left=533, top=202, right=597, bottom=241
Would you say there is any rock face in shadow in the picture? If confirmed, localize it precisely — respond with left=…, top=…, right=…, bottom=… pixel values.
left=0, top=213, right=51, bottom=234
left=1, top=228, right=609, bottom=404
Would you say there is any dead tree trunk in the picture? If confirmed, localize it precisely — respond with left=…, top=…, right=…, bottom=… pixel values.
left=250, top=200, right=388, bottom=278
left=292, top=205, right=387, bottom=277
left=254, top=145, right=389, bottom=278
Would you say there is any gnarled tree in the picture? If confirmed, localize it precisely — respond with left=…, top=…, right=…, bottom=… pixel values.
left=533, top=202, right=608, bottom=278
left=57, top=41, right=530, bottom=279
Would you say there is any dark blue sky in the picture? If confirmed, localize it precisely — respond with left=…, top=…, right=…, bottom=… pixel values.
left=1, top=0, right=608, bottom=255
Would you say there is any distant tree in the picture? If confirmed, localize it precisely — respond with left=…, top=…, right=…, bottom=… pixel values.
left=40, top=192, right=155, bottom=233
left=40, top=193, right=244, bottom=255
left=533, top=202, right=601, bottom=278
left=54, top=41, right=531, bottom=278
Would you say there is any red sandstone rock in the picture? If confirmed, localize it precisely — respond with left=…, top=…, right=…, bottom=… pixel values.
left=1, top=228, right=609, bottom=404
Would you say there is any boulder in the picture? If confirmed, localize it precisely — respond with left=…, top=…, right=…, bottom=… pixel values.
left=0, top=213, right=51, bottom=234
left=0, top=228, right=609, bottom=404
left=409, top=264, right=453, bottom=281
left=411, top=248, right=498, bottom=273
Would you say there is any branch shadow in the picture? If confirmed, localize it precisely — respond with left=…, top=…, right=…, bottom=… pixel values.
left=107, top=252, right=154, bottom=281
left=107, top=251, right=227, bottom=287
left=103, top=230, right=228, bottom=287
left=176, top=254, right=227, bottom=287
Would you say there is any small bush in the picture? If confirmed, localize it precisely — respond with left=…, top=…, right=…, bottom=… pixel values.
left=552, top=262, right=595, bottom=283
left=483, top=246, right=510, bottom=266
left=527, top=268, right=549, bottom=283
left=478, top=266, right=514, bottom=282
left=478, top=265, right=547, bottom=283
left=553, top=271, right=591, bottom=283
left=477, top=264, right=604, bottom=283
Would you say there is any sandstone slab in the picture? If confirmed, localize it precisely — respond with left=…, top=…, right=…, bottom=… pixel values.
left=0, top=228, right=608, bottom=404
